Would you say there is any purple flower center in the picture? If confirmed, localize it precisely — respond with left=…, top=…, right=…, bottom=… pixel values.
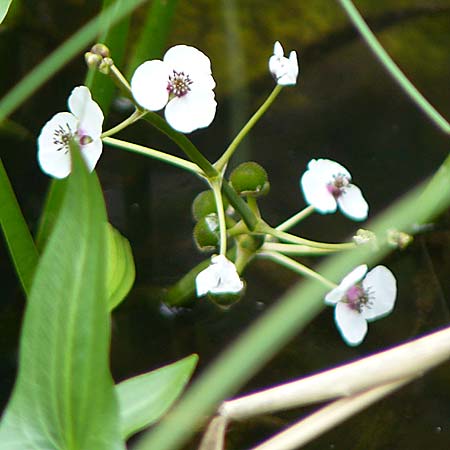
left=326, top=173, right=350, bottom=199
left=77, top=129, right=93, bottom=146
left=167, top=70, right=193, bottom=98
left=345, top=284, right=371, bottom=313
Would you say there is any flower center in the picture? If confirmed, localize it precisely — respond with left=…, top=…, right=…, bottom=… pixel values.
left=167, top=70, right=193, bottom=98
left=345, top=284, right=372, bottom=313
left=326, top=173, right=350, bottom=199
left=53, top=123, right=74, bottom=154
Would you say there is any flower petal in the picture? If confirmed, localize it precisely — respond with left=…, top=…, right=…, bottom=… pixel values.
left=338, top=184, right=369, bottom=221
left=269, top=42, right=298, bottom=86
left=335, top=302, right=368, bottom=346
left=164, top=45, right=212, bottom=78
left=131, top=60, right=171, bottom=111
left=362, top=266, right=397, bottom=321
left=80, top=138, right=103, bottom=172
left=326, top=264, right=368, bottom=305
left=300, top=168, right=337, bottom=213
left=68, top=86, right=103, bottom=138
left=165, top=89, right=217, bottom=133
left=195, top=255, right=243, bottom=297
left=308, top=159, right=351, bottom=181
left=37, top=112, right=78, bottom=179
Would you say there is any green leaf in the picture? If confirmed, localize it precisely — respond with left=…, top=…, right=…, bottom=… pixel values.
left=85, top=0, right=132, bottom=116
left=0, top=159, right=39, bottom=295
left=0, top=0, right=13, bottom=24
left=0, top=144, right=124, bottom=450
left=106, top=223, right=135, bottom=310
left=126, top=0, right=179, bottom=77
left=35, top=179, right=68, bottom=251
left=116, top=354, right=198, bottom=439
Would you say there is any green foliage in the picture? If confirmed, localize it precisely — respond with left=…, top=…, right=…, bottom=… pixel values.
left=106, top=223, right=136, bottom=310
left=117, top=354, right=198, bottom=439
left=35, top=179, right=68, bottom=251
left=0, top=0, right=13, bottom=24
left=0, top=159, right=39, bottom=295
left=0, top=145, right=124, bottom=450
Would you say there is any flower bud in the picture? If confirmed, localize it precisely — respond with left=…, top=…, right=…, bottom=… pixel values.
left=230, top=162, right=270, bottom=197
left=90, top=43, right=110, bottom=58
left=387, top=229, right=413, bottom=249
left=193, top=214, right=220, bottom=252
left=99, top=57, right=114, bottom=75
left=208, top=282, right=246, bottom=309
left=85, top=52, right=103, bottom=69
left=192, top=190, right=229, bottom=221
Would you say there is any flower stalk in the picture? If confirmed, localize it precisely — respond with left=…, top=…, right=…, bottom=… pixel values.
left=215, top=85, right=283, bottom=171
left=102, top=137, right=203, bottom=175
left=259, top=251, right=336, bottom=289
left=276, top=206, right=315, bottom=231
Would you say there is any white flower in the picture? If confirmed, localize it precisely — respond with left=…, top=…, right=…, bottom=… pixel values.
left=325, top=265, right=397, bottom=346
left=300, top=158, right=369, bottom=221
left=37, top=86, right=104, bottom=179
left=131, top=45, right=217, bottom=134
left=196, top=255, right=244, bottom=297
left=269, top=41, right=299, bottom=86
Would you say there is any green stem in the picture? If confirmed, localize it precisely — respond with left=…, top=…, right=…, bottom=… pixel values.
left=259, top=223, right=356, bottom=251
left=215, top=85, right=283, bottom=171
left=261, top=242, right=336, bottom=256
left=211, top=180, right=227, bottom=256
left=221, top=182, right=258, bottom=231
left=101, top=109, right=147, bottom=138
left=336, top=0, right=450, bottom=135
left=109, top=63, right=135, bottom=101
left=259, top=251, right=337, bottom=289
left=141, top=112, right=218, bottom=178
left=102, top=137, right=203, bottom=175
left=246, top=196, right=261, bottom=218
left=276, top=206, right=315, bottom=231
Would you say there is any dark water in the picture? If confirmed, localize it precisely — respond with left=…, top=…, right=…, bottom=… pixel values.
left=1, top=1, right=450, bottom=449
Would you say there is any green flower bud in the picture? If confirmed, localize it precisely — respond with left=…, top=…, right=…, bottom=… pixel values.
left=99, top=57, right=114, bottom=75
left=208, top=281, right=246, bottom=309
left=230, top=162, right=270, bottom=197
left=85, top=52, right=103, bottom=69
left=192, top=190, right=229, bottom=221
left=387, top=229, right=413, bottom=250
left=193, top=214, right=220, bottom=252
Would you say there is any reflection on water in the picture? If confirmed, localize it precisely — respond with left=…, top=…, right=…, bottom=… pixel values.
left=1, top=1, right=449, bottom=448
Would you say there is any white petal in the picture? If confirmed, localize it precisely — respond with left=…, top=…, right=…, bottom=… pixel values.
left=340, top=265, right=368, bottom=291
left=362, top=266, right=397, bottom=321
left=165, top=90, right=217, bottom=133
left=325, top=286, right=345, bottom=305
left=300, top=167, right=337, bottom=213
left=68, top=86, right=103, bottom=138
left=164, top=45, right=212, bottom=77
left=37, top=112, right=78, bottom=179
left=195, top=255, right=243, bottom=297
left=335, top=302, right=368, bottom=346
left=273, top=41, right=284, bottom=57
left=307, top=159, right=351, bottom=181
left=80, top=138, right=102, bottom=172
left=338, top=184, right=369, bottom=221
left=326, top=265, right=368, bottom=305
left=131, top=60, right=170, bottom=111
